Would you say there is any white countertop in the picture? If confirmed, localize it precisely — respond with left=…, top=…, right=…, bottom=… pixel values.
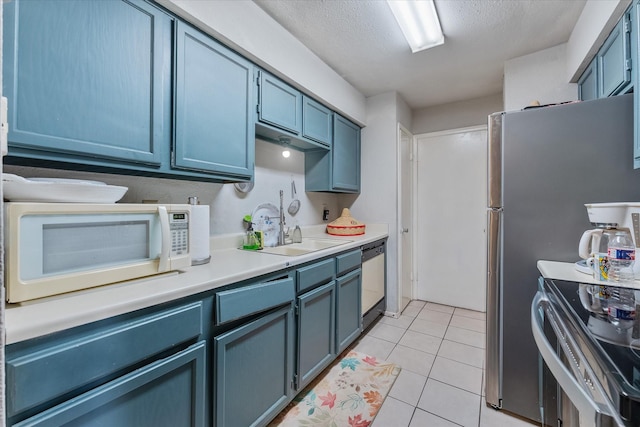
left=537, top=260, right=640, bottom=290
left=6, top=224, right=389, bottom=345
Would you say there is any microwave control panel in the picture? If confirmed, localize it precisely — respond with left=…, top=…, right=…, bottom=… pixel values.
left=169, top=212, right=189, bottom=256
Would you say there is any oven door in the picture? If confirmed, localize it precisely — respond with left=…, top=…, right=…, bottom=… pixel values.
left=531, top=288, right=625, bottom=427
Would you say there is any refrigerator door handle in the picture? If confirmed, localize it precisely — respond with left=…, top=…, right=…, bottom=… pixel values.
left=487, top=112, right=503, bottom=208
left=485, top=208, right=502, bottom=408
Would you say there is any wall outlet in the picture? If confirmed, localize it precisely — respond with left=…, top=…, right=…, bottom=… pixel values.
left=322, top=209, right=329, bottom=221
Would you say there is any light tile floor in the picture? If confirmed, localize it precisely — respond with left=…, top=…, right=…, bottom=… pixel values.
left=350, top=300, right=536, bottom=427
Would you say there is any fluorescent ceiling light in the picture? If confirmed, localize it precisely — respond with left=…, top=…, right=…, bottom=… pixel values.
left=387, top=0, right=444, bottom=53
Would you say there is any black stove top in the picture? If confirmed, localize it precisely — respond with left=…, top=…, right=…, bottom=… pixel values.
left=546, top=278, right=640, bottom=425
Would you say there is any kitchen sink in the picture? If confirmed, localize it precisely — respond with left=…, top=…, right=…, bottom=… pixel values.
left=255, top=238, right=352, bottom=256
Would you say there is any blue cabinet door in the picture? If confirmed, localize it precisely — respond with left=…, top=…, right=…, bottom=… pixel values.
left=578, top=59, right=598, bottom=101
left=257, top=71, right=302, bottom=134
left=13, top=341, right=206, bottom=427
left=214, top=304, right=295, bottom=427
left=3, top=0, right=171, bottom=167
left=336, top=268, right=362, bottom=354
left=599, top=16, right=632, bottom=98
left=297, top=281, right=336, bottom=390
left=174, top=21, right=255, bottom=180
left=6, top=302, right=204, bottom=420
left=302, top=96, right=332, bottom=147
left=305, top=114, right=361, bottom=193
left=332, top=115, right=361, bottom=192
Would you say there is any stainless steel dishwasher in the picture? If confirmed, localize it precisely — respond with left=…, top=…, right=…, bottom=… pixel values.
left=361, top=239, right=386, bottom=330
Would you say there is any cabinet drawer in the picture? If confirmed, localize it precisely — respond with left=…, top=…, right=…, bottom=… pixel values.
left=14, top=341, right=206, bottom=427
left=215, top=276, right=295, bottom=325
left=296, top=258, right=335, bottom=293
left=6, top=301, right=203, bottom=418
left=336, top=249, right=362, bottom=276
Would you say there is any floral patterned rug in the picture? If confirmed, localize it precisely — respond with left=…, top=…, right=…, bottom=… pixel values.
left=269, top=350, right=401, bottom=427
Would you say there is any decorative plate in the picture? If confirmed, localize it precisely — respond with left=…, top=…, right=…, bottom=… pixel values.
left=251, top=203, right=280, bottom=247
left=3, top=174, right=128, bottom=203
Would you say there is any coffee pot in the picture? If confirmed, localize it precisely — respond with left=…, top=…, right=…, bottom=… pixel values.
left=581, top=202, right=640, bottom=280
left=579, top=227, right=618, bottom=259
left=579, top=226, right=634, bottom=281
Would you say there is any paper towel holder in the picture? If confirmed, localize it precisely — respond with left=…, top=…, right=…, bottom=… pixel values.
left=188, top=196, right=212, bottom=266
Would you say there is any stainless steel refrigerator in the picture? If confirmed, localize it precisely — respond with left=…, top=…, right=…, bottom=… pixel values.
left=485, top=93, right=640, bottom=424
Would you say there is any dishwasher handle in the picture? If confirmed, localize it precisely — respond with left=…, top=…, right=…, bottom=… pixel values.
left=531, top=291, right=623, bottom=427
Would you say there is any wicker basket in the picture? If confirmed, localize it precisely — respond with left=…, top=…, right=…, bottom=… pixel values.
left=326, top=208, right=366, bottom=236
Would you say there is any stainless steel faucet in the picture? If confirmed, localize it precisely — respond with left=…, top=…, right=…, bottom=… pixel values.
left=278, top=190, right=286, bottom=246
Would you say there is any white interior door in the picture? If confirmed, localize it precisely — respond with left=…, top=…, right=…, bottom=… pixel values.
left=398, top=125, right=414, bottom=312
left=415, top=126, right=487, bottom=312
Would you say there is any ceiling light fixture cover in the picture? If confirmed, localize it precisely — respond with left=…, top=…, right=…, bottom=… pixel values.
left=387, top=0, right=444, bottom=53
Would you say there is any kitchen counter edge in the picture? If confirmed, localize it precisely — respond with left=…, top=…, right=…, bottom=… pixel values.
left=537, top=259, right=640, bottom=290
left=5, top=225, right=388, bottom=344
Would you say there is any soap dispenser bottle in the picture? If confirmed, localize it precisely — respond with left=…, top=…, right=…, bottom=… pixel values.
left=243, top=223, right=259, bottom=250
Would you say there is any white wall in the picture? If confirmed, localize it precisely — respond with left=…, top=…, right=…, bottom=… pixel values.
left=5, top=140, right=342, bottom=237
left=159, top=0, right=366, bottom=126
left=412, top=93, right=503, bottom=135
left=503, top=43, right=578, bottom=112
left=344, top=91, right=411, bottom=315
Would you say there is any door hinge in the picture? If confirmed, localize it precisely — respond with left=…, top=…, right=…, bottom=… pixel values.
left=294, top=304, right=299, bottom=316
left=624, top=18, right=631, bottom=34
left=292, top=374, right=299, bottom=390
left=626, top=58, right=632, bottom=72
left=409, top=153, right=414, bottom=161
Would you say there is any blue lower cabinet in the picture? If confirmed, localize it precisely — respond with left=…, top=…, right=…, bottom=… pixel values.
left=14, top=341, right=206, bottom=427
left=297, top=281, right=336, bottom=390
left=214, top=303, right=295, bottom=427
left=336, top=268, right=362, bottom=354
left=6, top=301, right=205, bottom=423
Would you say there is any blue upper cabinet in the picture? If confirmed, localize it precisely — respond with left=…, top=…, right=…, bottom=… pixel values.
left=255, top=70, right=331, bottom=151
left=332, top=115, right=361, bottom=192
left=3, top=0, right=170, bottom=167
left=305, top=114, right=361, bottom=193
left=257, top=70, right=302, bottom=134
left=302, top=96, right=332, bottom=148
left=578, top=7, right=633, bottom=101
left=598, top=15, right=632, bottom=98
left=578, top=59, right=598, bottom=101
left=3, top=0, right=254, bottom=182
left=174, top=22, right=254, bottom=180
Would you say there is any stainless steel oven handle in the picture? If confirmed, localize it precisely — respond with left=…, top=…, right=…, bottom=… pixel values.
left=531, top=291, right=623, bottom=427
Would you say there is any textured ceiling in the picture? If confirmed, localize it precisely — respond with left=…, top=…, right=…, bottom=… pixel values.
left=253, top=0, right=587, bottom=109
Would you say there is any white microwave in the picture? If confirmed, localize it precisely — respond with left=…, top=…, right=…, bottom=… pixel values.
left=5, top=203, right=192, bottom=303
